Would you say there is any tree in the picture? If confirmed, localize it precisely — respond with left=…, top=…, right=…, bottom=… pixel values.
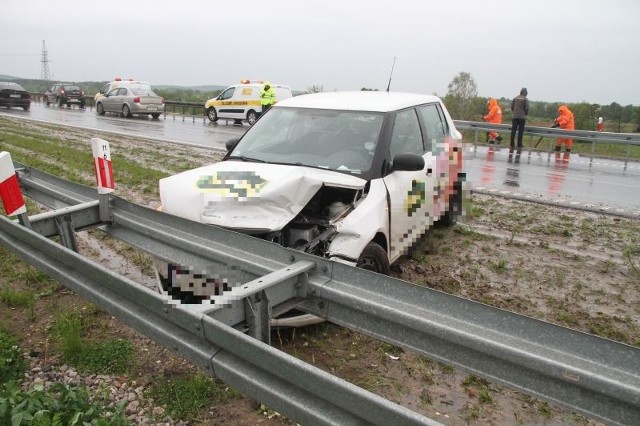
left=571, top=102, right=594, bottom=131
left=306, top=85, right=324, bottom=94
left=444, top=72, right=478, bottom=120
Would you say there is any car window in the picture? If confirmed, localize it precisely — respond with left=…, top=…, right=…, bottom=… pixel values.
left=219, top=87, right=235, bottom=100
left=117, top=88, right=128, bottom=96
left=64, top=85, right=80, bottom=91
left=107, top=88, right=119, bottom=96
left=389, top=109, right=424, bottom=159
left=417, top=103, right=448, bottom=153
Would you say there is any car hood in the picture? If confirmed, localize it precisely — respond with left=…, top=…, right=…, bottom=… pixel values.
left=159, top=161, right=367, bottom=231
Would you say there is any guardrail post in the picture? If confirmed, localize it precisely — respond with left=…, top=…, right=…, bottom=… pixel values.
left=245, top=290, right=271, bottom=344
left=55, top=213, right=78, bottom=252
left=625, top=142, right=631, bottom=170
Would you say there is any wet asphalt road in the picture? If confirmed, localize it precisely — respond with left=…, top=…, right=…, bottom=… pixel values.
left=1, top=103, right=639, bottom=214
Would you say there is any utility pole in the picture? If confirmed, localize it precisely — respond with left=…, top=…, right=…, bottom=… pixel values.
left=41, top=40, right=51, bottom=81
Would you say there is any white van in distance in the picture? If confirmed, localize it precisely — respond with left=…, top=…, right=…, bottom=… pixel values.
left=204, top=80, right=292, bottom=125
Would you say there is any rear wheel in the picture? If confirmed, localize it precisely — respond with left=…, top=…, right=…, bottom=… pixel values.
left=206, top=107, right=218, bottom=122
left=58, top=97, right=64, bottom=107
left=96, top=102, right=105, bottom=115
left=44, top=96, right=50, bottom=106
left=122, top=104, right=132, bottom=118
left=151, top=113, right=160, bottom=119
left=22, top=105, right=30, bottom=111
left=356, top=242, right=390, bottom=275
left=247, top=110, right=258, bottom=125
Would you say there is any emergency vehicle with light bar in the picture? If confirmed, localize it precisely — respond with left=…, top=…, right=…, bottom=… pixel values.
left=204, top=80, right=292, bottom=125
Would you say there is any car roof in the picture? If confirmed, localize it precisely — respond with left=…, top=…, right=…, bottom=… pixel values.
left=275, top=91, right=442, bottom=112
left=111, top=80, right=148, bottom=84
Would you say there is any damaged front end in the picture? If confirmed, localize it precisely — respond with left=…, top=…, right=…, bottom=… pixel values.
left=244, top=184, right=364, bottom=258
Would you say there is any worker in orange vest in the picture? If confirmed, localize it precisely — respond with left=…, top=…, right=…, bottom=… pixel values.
left=597, top=116, right=604, bottom=132
left=483, top=98, right=503, bottom=144
left=553, top=105, right=575, bottom=152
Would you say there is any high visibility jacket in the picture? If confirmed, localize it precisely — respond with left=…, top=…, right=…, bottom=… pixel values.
left=483, top=98, right=502, bottom=124
left=556, top=105, right=575, bottom=130
left=260, top=84, right=276, bottom=107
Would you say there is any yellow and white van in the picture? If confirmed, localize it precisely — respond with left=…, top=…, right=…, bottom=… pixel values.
left=204, top=80, right=292, bottom=125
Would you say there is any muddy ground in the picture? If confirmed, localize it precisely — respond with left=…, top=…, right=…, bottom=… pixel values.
left=1, top=118, right=638, bottom=425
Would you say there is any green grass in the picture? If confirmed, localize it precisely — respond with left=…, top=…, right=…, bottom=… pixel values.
left=0, top=330, right=27, bottom=384
left=0, top=125, right=167, bottom=198
left=0, top=287, right=35, bottom=308
left=0, top=381, right=130, bottom=426
left=50, top=311, right=136, bottom=375
left=145, top=373, right=240, bottom=421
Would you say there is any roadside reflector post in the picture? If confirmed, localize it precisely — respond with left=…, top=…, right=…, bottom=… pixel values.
left=91, top=138, right=115, bottom=223
left=0, top=151, right=31, bottom=229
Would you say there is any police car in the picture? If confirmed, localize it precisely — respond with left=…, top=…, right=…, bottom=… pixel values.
left=94, top=78, right=144, bottom=101
left=156, top=91, right=464, bottom=324
left=204, top=80, right=292, bottom=125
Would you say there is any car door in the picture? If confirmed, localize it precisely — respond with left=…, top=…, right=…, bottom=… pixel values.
left=382, top=108, right=437, bottom=262
left=216, top=86, right=237, bottom=119
left=417, top=103, right=451, bottom=220
left=102, top=88, right=122, bottom=112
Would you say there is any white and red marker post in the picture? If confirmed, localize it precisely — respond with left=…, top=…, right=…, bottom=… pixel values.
left=0, top=151, right=31, bottom=228
left=91, top=138, right=115, bottom=194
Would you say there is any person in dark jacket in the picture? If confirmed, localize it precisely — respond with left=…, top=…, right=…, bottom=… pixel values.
left=510, top=88, right=529, bottom=150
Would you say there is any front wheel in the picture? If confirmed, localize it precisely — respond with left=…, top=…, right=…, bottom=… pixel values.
left=356, top=242, right=390, bottom=275
left=96, top=102, right=105, bottom=115
left=206, top=107, right=218, bottom=122
left=22, top=105, right=30, bottom=111
left=44, top=96, right=50, bottom=106
left=122, top=104, right=132, bottom=118
left=58, top=97, right=64, bottom=107
left=151, top=113, right=160, bottom=119
left=247, top=110, right=258, bottom=125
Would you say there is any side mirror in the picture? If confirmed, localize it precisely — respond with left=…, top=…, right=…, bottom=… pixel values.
left=392, top=152, right=424, bottom=171
left=225, top=137, right=241, bottom=152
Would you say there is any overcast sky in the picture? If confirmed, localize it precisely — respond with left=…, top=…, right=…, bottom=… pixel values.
left=2, top=0, right=639, bottom=105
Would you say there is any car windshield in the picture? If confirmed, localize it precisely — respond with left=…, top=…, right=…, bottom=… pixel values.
left=64, top=85, right=80, bottom=91
left=230, top=107, right=384, bottom=174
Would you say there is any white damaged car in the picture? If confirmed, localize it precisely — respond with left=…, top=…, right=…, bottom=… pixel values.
left=155, top=91, right=464, bottom=321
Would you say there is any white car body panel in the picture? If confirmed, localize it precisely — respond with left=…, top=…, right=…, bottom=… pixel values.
left=159, top=161, right=366, bottom=231
left=328, top=179, right=389, bottom=262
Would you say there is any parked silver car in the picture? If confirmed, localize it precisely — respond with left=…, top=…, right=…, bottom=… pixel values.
left=95, top=82, right=164, bottom=119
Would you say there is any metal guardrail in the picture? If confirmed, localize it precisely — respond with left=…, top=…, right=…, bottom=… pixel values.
left=1, top=163, right=638, bottom=425
left=454, top=121, right=640, bottom=168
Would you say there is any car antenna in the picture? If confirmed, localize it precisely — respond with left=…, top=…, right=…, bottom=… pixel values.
left=386, top=57, right=396, bottom=92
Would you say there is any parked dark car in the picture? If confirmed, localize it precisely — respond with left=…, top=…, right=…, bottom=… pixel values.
left=44, top=83, right=85, bottom=108
left=0, top=82, right=31, bottom=111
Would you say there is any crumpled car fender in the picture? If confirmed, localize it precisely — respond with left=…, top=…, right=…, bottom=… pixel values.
left=328, top=179, right=389, bottom=262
